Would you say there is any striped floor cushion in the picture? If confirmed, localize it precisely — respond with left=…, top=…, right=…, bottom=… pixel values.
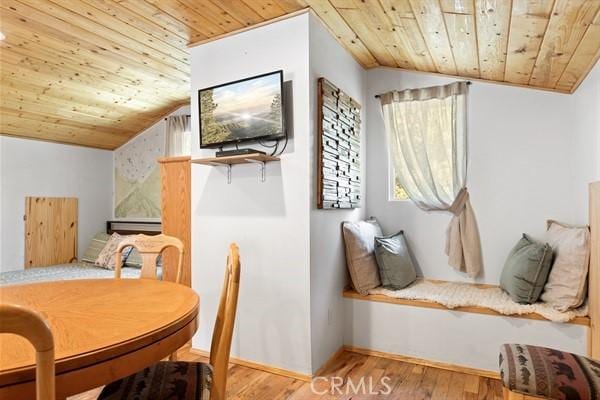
left=500, top=344, right=600, bottom=399
left=98, top=361, right=212, bottom=400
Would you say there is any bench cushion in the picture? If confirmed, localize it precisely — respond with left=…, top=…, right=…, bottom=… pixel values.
left=499, top=344, right=600, bottom=399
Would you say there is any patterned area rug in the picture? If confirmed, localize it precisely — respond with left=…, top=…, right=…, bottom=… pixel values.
left=369, top=279, right=587, bottom=323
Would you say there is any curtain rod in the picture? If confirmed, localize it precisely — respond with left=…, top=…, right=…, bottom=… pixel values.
left=164, top=114, right=191, bottom=120
left=374, top=81, right=472, bottom=99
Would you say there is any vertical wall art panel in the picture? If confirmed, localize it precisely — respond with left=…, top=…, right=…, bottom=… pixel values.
left=317, top=78, right=361, bottom=209
left=114, top=128, right=164, bottom=218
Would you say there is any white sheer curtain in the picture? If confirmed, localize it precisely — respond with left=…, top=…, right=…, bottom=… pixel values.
left=379, top=81, right=482, bottom=277
left=165, top=115, right=191, bottom=156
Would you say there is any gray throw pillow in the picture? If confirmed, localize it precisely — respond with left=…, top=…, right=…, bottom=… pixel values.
left=500, top=234, right=554, bottom=304
left=374, top=231, right=417, bottom=290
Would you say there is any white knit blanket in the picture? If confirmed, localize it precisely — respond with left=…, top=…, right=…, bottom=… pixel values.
left=368, top=279, right=588, bottom=323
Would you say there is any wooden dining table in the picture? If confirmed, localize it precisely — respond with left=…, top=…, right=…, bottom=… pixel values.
left=0, top=279, right=199, bottom=400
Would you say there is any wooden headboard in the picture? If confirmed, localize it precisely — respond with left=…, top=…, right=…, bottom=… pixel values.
left=106, top=220, right=162, bottom=236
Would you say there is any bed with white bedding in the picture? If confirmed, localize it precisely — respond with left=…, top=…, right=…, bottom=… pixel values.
left=0, top=262, right=161, bottom=286
left=1, top=220, right=163, bottom=286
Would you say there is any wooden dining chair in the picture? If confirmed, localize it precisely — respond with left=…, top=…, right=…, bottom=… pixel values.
left=0, top=304, right=55, bottom=400
left=99, top=243, right=241, bottom=400
left=115, top=233, right=184, bottom=283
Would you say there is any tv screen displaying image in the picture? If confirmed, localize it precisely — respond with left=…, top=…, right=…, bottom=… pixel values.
left=199, top=70, right=284, bottom=148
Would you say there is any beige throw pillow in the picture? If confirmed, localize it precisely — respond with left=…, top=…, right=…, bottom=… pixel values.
left=540, top=220, right=590, bottom=311
left=342, top=218, right=382, bottom=295
left=95, top=232, right=123, bottom=270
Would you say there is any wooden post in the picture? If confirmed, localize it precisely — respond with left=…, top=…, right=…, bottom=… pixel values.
left=590, top=182, right=600, bottom=358
left=158, top=156, right=192, bottom=286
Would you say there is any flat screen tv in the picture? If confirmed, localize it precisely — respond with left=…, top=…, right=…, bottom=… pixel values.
left=198, top=70, right=285, bottom=148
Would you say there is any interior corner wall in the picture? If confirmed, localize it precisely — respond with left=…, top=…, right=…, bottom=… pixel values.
left=572, top=62, right=600, bottom=182
left=0, top=136, right=113, bottom=271
left=365, top=64, right=600, bottom=284
left=189, top=13, right=313, bottom=375
left=308, top=13, right=367, bottom=373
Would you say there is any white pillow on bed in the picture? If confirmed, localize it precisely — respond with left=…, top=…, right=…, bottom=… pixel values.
left=540, top=220, right=590, bottom=311
left=95, top=233, right=128, bottom=270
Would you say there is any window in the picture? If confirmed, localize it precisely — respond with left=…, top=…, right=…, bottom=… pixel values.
left=165, top=115, right=191, bottom=156
left=390, top=167, right=409, bottom=201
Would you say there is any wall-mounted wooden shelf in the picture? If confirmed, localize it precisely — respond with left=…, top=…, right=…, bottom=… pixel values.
left=191, top=154, right=280, bottom=183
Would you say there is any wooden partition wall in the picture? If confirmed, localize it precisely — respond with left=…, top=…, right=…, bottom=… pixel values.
left=590, top=182, right=600, bottom=358
left=159, top=156, right=191, bottom=286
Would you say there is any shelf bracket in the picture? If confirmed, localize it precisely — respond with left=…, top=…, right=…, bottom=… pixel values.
left=209, top=162, right=233, bottom=184
left=245, top=159, right=266, bottom=182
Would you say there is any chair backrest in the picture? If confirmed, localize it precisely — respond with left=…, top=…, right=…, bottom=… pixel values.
left=209, top=243, right=241, bottom=400
left=0, top=304, right=55, bottom=400
left=115, top=233, right=184, bottom=283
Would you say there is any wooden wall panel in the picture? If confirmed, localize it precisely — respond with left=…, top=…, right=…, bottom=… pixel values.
left=589, top=182, right=600, bottom=358
left=24, top=197, right=78, bottom=268
left=159, top=157, right=191, bottom=286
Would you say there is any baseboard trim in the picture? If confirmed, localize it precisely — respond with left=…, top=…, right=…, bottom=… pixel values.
left=313, top=346, right=345, bottom=377
left=188, top=349, right=312, bottom=382
left=189, top=346, right=498, bottom=383
left=343, top=346, right=500, bottom=379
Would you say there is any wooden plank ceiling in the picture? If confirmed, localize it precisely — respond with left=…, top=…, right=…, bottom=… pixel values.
left=1, top=1, right=599, bottom=149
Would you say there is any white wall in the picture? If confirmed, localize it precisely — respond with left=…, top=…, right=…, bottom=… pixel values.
left=344, top=299, right=588, bottom=372
left=190, top=12, right=313, bottom=375
left=571, top=64, right=600, bottom=183
left=0, top=136, right=113, bottom=271
left=308, top=13, right=366, bottom=373
left=365, top=64, right=600, bottom=284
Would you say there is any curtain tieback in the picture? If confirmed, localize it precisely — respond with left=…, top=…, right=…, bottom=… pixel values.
left=449, top=188, right=469, bottom=216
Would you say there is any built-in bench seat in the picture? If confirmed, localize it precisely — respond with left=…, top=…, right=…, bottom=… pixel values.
left=343, top=279, right=590, bottom=326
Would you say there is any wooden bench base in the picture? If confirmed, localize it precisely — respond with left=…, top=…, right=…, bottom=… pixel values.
left=503, top=387, right=547, bottom=399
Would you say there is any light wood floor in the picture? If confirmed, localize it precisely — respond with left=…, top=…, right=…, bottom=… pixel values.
left=69, top=350, right=503, bottom=399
